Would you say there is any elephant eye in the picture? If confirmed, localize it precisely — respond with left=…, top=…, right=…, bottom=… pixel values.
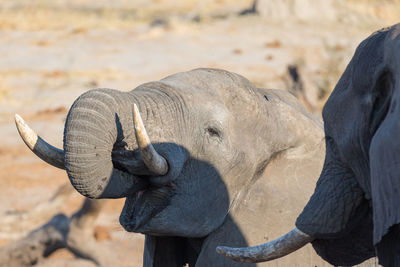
left=206, top=127, right=221, bottom=138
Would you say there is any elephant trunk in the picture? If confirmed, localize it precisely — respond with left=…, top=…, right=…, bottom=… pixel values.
left=16, top=87, right=173, bottom=199
left=64, top=89, right=147, bottom=199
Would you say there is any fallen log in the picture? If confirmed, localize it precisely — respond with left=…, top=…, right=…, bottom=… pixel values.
left=0, top=198, right=112, bottom=266
left=0, top=184, right=75, bottom=240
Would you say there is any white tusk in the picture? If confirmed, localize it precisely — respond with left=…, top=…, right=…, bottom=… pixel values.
left=15, top=114, right=65, bottom=169
left=216, top=228, right=314, bottom=263
left=132, top=104, right=168, bottom=176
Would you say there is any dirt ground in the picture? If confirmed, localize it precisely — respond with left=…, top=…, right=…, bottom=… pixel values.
left=0, top=0, right=397, bottom=266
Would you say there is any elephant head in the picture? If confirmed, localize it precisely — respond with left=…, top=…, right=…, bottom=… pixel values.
left=217, top=24, right=400, bottom=267
left=16, top=68, right=326, bottom=266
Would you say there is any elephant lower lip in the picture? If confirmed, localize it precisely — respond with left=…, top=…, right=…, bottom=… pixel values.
left=120, top=194, right=144, bottom=232
left=120, top=186, right=173, bottom=232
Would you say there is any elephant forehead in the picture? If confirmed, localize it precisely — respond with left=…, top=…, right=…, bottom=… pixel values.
left=161, top=68, right=256, bottom=96
left=202, top=101, right=227, bottom=120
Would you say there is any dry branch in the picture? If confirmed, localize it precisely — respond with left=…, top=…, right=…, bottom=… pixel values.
left=0, top=197, right=113, bottom=266
left=0, top=184, right=75, bottom=240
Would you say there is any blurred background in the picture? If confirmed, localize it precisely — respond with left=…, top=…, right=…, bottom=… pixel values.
left=0, top=0, right=398, bottom=266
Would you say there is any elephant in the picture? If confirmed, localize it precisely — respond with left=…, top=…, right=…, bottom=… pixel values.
left=217, top=24, right=400, bottom=267
left=16, top=68, right=329, bottom=266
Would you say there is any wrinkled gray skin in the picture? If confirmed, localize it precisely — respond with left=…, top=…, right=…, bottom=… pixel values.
left=292, top=24, right=400, bottom=266
left=62, top=68, right=326, bottom=266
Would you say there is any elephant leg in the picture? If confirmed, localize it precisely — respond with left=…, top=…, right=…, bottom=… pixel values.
left=143, top=235, right=203, bottom=267
left=376, top=224, right=400, bottom=267
left=195, top=215, right=256, bottom=267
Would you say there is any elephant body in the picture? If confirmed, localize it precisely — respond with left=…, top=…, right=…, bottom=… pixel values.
left=18, top=68, right=335, bottom=265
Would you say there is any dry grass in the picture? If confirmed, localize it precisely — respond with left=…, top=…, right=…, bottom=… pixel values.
left=0, top=7, right=143, bottom=31
left=0, top=0, right=251, bottom=31
left=0, top=0, right=398, bottom=32
left=346, top=0, right=400, bottom=24
left=0, top=0, right=398, bottom=31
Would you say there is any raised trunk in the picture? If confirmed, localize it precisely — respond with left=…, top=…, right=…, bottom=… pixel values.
left=63, top=89, right=147, bottom=199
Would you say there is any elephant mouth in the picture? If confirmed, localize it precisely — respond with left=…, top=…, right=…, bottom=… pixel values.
left=119, top=184, right=174, bottom=232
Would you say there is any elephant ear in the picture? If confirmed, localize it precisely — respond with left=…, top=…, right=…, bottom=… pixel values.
left=369, top=26, right=400, bottom=266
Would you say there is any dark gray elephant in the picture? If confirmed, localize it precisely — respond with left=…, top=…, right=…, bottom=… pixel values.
left=217, top=24, right=400, bottom=267
left=16, top=68, right=328, bottom=266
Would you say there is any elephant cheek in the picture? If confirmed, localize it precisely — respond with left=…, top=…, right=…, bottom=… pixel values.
left=369, top=105, right=400, bottom=246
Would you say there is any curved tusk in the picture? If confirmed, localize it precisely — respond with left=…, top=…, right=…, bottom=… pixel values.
left=216, top=228, right=314, bottom=263
left=15, top=114, right=65, bottom=170
left=132, top=104, right=168, bottom=176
